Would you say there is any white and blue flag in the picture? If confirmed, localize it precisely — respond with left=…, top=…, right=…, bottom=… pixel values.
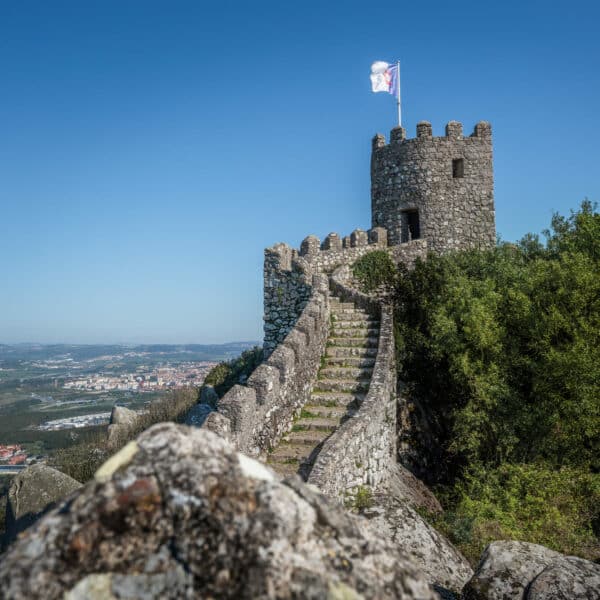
left=370, top=61, right=399, bottom=96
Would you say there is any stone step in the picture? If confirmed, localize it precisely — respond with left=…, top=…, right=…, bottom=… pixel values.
left=293, top=417, right=339, bottom=431
left=309, top=391, right=366, bottom=406
left=330, top=307, right=372, bottom=317
left=281, top=429, right=332, bottom=446
left=303, top=404, right=355, bottom=419
left=319, top=366, right=374, bottom=380
left=329, top=300, right=356, bottom=309
left=327, top=337, right=379, bottom=348
left=330, top=327, right=380, bottom=338
left=324, top=356, right=376, bottom=368
left=268, top=444, right=317, bottom=463
left=331, top=318, right=380, bottom=328
left=325, top=346, right=378, bottom=358
left=313, top=379, right=370, bottom=394
left=266, top=460, right=301, bottom=478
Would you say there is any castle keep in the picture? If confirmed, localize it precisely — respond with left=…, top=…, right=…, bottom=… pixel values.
left=371, top=120, right=495, bottom=251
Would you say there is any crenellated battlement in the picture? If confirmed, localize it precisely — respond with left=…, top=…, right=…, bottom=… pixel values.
left=263, top=226, right=428, bottom=355
left=372, top=120, right=492, bottom=150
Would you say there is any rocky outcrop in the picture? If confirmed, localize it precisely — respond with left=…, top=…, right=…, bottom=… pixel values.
left=4, top=464, right=81, bottom=544
left=361, top=490, right=472, bottom=593
left=462, top=540, right=600, bottom=600
left=527, top=556, right=600, bottom=599
left=0, top=424, right=439, bottom=600
left=107, top=405, right=140, bottom=443
left=385, top=463, right=442, bottom=515
left=110, top=405, right=138, bottom=427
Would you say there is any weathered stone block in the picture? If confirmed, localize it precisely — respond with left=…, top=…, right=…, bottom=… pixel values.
left=218, top=385, right=257, bottom=434
left=321, top=232, right=342, bottom=251
left=299, top=235, right=320, bottom=257
left=247, top=364, right=281, bottom=406
left=266, top=344, right=295, bottom=384
left=445, top=120, right=463, bottom=138
left=372, top=133, right=386, bottom=149
left=368, top=227, right=388, bottom=246
left=390, top=126, right=406, bottom=143
left=350, top=229, right=368, bottom=247
left=416, top=121, right=432, bottom=138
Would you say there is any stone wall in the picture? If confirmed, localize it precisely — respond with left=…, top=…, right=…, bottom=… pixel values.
left=264, top=227, right=427, bottom=355
left=371, top=121, right=495, bottom=252
left=263, top=243, right=312, bottom=357
left=308, top=265, right=397, bottom=502
left=203, top=274, right=330, bottom=458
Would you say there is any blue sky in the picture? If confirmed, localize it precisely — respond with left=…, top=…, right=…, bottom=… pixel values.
left=1, top=0, right=598, bottom=344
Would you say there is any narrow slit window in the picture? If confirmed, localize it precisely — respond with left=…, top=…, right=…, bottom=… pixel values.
left=452, top=158, right=464, bottom=178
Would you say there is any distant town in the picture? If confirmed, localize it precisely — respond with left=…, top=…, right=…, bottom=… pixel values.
left=0, top=342, right=256, bottom=455
left=62, top=361, right=216, bottom=392
left=0, top=443, right=39, bottom=474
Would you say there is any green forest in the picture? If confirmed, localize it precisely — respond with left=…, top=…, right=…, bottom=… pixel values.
left=353, top=201, right=600, bottom=563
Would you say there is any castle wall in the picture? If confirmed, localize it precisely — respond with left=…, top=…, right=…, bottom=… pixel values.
left=308, top=265, right=397, bottom=501
left=203, top=274, right=330, bottom=457
left=371, top=121, right=495, bottom=252
left=263, top=244, right=312, bottom=357
left=263, top=228, right=428, bottom=356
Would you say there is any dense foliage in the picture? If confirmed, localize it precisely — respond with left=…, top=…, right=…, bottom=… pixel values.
left=353, top=202, right=600, bottom=562
left=204, top=346, right=264, bottom=397
left=351, top=250, right=397, bottom=293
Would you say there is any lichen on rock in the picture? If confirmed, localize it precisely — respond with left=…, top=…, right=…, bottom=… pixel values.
left=0, top=423, right=439, bottom=600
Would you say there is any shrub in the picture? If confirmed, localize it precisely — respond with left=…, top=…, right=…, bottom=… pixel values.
left=394, top=201, right=600, bottom=561
left=352, top=251, right=397, bottom=294
left=433, top=463, right=600, bottom=564
left=345, top=485, right=373, bottom=512
left=204, top=346, right=263, bottom=397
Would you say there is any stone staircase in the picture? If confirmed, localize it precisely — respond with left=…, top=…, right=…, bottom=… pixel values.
left=267, top=295, right=380, bottom=479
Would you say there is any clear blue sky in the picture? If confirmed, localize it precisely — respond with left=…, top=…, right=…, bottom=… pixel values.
left=1, top=0, right=598, bottom=344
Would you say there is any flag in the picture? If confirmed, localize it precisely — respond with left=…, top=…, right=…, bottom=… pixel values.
left=370, top=61, right=398, bottom=97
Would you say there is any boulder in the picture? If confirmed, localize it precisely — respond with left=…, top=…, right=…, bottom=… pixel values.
left=361, top=491, right=473, bottom=593
left=107, top=406, right=140, bottom=444
left=528, top=556, right=600, bottom=599
left=109, top=405, right=138, bottom=427
left=4, top=464, right=81, bottom=543
left=0, top=424, right=439, bottom=600
left=462, top=540, right=600, bottom=600
left=201, top=410, right=232, bottom=440
left=385, top=463, right=443, bottom=515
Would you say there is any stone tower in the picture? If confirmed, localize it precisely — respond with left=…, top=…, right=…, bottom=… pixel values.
left=371, top=120, right=495, bottom=253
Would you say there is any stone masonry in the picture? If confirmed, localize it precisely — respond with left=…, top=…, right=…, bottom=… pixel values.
left=208, top=121, right=495, bottom=502
left=371, top=121, right=496, bottom=252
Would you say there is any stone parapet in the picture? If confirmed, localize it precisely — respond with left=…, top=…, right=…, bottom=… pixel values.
left=308, top=265, right=397, bottom=502
left=204, top=274, right=330, bottom=458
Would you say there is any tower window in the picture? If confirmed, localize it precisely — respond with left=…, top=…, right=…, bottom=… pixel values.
left=401, top=210, right=420, bottom=242
left=452, top=158, right=464, bottom=178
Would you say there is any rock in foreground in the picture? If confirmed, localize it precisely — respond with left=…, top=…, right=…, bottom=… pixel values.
left=0, top=424, right=438, bottom=600
left=361, top=492, right=473, bottom=593
left=4, top=463, right=81, bottom=544
left=462, top=540, right=600, bottom=600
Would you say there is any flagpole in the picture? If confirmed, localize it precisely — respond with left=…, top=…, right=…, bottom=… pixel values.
left=397, top=60, right=402, bottom=127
